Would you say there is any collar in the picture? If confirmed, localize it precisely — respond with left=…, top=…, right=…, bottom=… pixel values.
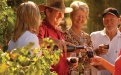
left=101, top=28, right=121, bottom=38
left=42, top=19, right=55, bottom=29
left=100, top=28, right=107, bottom=36
left=42, top=19, right=63, bottom=32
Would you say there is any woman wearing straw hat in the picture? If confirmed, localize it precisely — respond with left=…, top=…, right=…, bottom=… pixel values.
left=38, top=0, right=76, bottom=75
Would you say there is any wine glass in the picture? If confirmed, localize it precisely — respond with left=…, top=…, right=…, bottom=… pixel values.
left=70, top=53, right=77, bottom=75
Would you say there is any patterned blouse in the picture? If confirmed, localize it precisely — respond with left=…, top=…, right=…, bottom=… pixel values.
left=63, top=28, right=92, bottom=75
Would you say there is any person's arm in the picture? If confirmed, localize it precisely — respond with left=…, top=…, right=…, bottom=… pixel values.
left=39, top=38, right=74, bottom=52
left=91, top=56, right=114, bottom=74
left=102, top=58, right=114, bottom=74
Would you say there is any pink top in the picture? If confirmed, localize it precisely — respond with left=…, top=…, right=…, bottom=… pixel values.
left=114, top=49, right=121, bottom=75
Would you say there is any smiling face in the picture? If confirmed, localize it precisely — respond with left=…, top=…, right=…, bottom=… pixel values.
left=46, top=8, right=64, bottom=28
left=70, top=9, right=87, bottom=28
left=103, top=13, right=120, bottom=32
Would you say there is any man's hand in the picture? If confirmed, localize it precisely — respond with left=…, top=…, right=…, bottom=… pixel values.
left=53, top=39, right=74, bottom=52
left=39, top=38, right=74, bottom=52
left=95, top=44, right=108, bottom=55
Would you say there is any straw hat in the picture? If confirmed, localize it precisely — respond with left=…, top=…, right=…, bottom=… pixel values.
left=38, top=0, right=73, bottom=13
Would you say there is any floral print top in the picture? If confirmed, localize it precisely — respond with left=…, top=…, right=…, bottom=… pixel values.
left=63, top=28, right=92, bottom=75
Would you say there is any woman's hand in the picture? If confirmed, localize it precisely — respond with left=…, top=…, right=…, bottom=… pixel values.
left=91, top=56, right=114, bottom=74
left=90, top=56, right=104, bottom=66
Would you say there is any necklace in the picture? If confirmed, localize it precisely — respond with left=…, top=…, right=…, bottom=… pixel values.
left=70, top=28, right=84, bottom=42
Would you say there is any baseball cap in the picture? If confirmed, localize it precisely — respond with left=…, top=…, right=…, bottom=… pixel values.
left=102, top=7, right=120, bottom=18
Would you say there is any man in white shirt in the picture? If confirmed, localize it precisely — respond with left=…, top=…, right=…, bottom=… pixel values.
left=90, top=7, right=121, bottom=75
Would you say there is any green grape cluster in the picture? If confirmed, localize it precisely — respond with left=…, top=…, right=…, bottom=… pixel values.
left=0, top=38, right=61, bottom=75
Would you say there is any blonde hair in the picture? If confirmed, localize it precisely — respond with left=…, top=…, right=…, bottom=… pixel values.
left=12, top=1, right=41, bottom=42
left=70, top=1, right=89, bottom=16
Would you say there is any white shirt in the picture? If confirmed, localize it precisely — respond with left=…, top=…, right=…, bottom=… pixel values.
left=8, top=31, right=40, bottom=51
left=90, top=29, right=121, bottom=75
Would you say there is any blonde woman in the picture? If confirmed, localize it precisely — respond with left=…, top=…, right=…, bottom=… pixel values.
left=63, top=1, right=92, bottom=75
left=8, top=1, right=41, bottom=52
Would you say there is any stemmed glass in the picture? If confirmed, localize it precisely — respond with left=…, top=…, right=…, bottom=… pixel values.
left=70, top=53, right=77, bottom=75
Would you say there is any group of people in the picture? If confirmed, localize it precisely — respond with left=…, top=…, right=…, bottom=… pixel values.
left=7, top=0, right=121, bottom=75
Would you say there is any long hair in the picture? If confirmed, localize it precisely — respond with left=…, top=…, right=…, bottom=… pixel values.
left=12, top=1, right=41, bottom=42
